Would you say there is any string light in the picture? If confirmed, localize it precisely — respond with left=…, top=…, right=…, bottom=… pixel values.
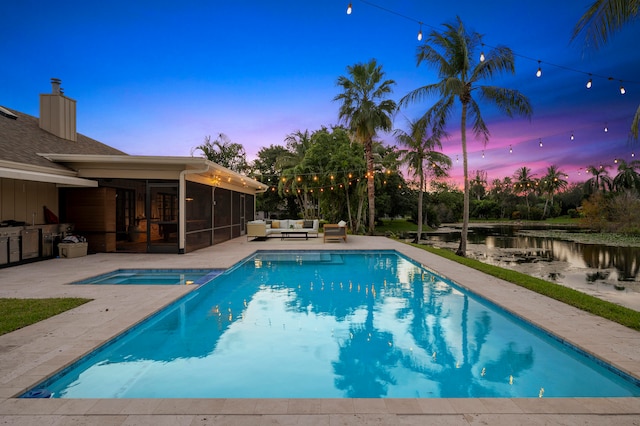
left=604, top=123, right=608, bottom=132
left=539, top=139, right=543, bottom=147
left=620, top=81, right=626, bottom=95
left=341, top=1, right=639, bottom=95
left=482, top=150, right=485, bottom=158
left=570, top=132, right=574, bottom=141
left=417, top=22, right=423, bottom=41
left=509, top=145, right=513, bottom=154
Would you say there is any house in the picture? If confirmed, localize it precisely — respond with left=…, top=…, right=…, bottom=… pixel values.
left=0, top=79, right=265, bottom=266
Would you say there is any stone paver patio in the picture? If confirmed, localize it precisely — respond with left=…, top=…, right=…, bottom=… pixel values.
left=1, top=235, right=639, bottom=425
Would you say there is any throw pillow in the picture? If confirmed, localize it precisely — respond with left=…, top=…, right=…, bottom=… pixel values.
left=303, top=220, right=313, bottom=228
left=271, top=220, right=280, bottom=229
left=295, top=220, right=304, bottom=229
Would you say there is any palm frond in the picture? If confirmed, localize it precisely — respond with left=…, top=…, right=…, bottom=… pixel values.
left=480, top=86, right=533, bottom=119
left=572, top=0, right=639, bottom=49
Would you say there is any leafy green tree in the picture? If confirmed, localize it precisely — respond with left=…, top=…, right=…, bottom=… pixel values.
left=395, top=117, right=451, bottom=241
left=469, top=170, right=488, bottom=201
left=572, top=0, right=640, bottom=139
left=192, top=133, right=249, bottom=174
left=400, top=17, right=532, bottom=256
left=335, top=59, right=397, bottom=235
left=488, top=177, right=516, bottom=219
left=301, top=126, right=367, bottom=230
left=253, top=144, right=290, bottom=215
left=540, top=165, right=568, bottom=219
left=613, top=159, right=640, bottom=193
left=278, top=130, right=314, bottom=218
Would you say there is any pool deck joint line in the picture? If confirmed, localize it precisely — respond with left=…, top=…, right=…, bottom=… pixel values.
left=1, top=235, right=639, bottom=423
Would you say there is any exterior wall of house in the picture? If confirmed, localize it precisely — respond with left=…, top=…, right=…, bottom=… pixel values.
left=0, top=178, right=58, bottom=225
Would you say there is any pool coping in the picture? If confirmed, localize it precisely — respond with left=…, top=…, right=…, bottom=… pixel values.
left=1, top=235, right=639, bottom=423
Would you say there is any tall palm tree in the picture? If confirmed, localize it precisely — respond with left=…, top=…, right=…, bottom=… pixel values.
left=513, top=167, right=537, bottom=219
left=541, top=165, right=568, bottom=219
left=572, top=0, right=640, bottom=140
left=584, top=164, right=613, bottom=194
left=613, top=159, right=640, bottom=192
left=335, top=59, right=397, bottom=234
left=400, top=17, right=532, bottom=256
left=395, top=117, right=451, bottom=242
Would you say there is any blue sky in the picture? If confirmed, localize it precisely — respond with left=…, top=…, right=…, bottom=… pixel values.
left=2, top=0, right=639, bottom=186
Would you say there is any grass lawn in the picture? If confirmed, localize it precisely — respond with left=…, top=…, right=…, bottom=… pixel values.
left=409, top=243, right=640, bottom=331
left=376, top=218, right=426, bottom=235
left=0, top=298, right=92, bottom=336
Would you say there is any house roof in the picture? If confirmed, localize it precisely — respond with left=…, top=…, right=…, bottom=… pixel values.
left=41, top=154, right=267, bottom=193
left=0, top=106, right=126, bottom=172
left=1, top=106, right=265, bottom=193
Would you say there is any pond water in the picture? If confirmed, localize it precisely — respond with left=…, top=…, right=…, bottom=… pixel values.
left=416, top=225, right=640, bottom=311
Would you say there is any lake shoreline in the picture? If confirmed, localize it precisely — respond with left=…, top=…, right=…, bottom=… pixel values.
left=441, top=222, right=640, bottom=248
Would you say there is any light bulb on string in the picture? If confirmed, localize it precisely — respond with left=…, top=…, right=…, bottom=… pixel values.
left=604, top=123, right=608, bottom=133
left=480, top=44, right=485, bottom=62
left=539, top=139, right=543, bottom=147
left=482, top=150, right=485, bottom=159
left=536, top=60, right=542, bottom=78
left=620, top=82, right=626, bottom=95
left=346, top=2, right=352, bottom=14
left=632, top=152, right=635, bottom=158
left=586, top=75, right=592, bottom=89
left=570, top=132, right=574, bottom=141
left=509, top=145, right=513, bottom=154
left=417, top=23, right=423, bottom=41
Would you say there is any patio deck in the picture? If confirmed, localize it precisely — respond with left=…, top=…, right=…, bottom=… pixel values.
left=1, top=235, right=639, bottom=425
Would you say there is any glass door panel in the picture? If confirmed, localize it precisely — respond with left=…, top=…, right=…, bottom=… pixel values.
left=147, top=183, right=179, bottom=253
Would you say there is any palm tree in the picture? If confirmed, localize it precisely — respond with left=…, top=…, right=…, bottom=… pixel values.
left=613, top=159, right=640, bottom=192
left=513, top=167, right=536, bottom=219
left=584, top=164, right=613, bottom=194
left=540, top=165, right=568, bottom=219
left=572, top=0, right=640, bottom=140
left=335, top=59, right=397, bottom=235
left=400, top=17, right=532, bottom=256
left=395, top=117, right=451, bottom=242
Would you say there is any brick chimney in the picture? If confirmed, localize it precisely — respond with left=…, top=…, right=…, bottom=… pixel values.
left=39, top=78, right=77, bottom=141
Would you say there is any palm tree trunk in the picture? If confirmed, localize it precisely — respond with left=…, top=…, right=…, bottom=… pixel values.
left=415, top=169, right=426, bottom=244
left=356, top=187, right=365, bottom=233
left=365, top=138, right=376, bottom=235
left=344, top=181, right=353, bottom=231
left=457, top=104, right=469, bottom=257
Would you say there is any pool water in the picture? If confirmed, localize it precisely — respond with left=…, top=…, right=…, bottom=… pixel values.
left=72, top=269, right=224, bottom=285
left=29, top=250, right=640, bottom=398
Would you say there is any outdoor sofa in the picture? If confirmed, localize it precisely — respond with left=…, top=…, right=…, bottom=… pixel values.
left=247, top=219, right=319, bottom=239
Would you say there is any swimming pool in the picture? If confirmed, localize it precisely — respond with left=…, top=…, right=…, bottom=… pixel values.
left=26, top=250, right=640, bottom=398
left=72, top=269, right=224, bottom=285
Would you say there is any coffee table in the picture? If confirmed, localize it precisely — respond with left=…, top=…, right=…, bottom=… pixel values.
left=281, top=230, right=308, bottom=240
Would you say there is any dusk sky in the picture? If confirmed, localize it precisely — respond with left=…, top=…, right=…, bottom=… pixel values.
left=2, top=0, right=639, bottom=187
